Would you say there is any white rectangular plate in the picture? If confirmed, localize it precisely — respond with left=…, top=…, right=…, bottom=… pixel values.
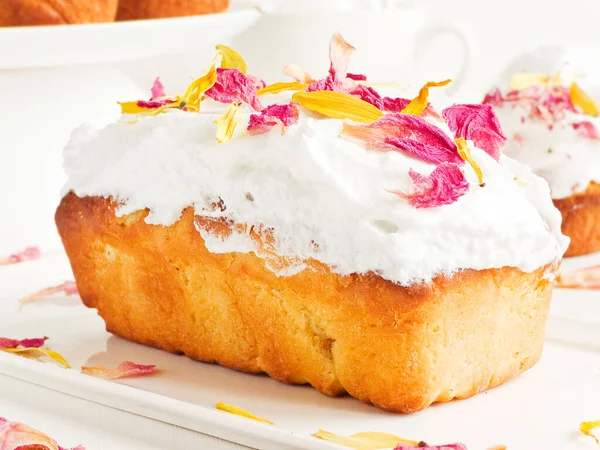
left=1, top=253, right=599, bottom=450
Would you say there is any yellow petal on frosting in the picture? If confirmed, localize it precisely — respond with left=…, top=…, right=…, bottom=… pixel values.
left=581, top=420, right=600, bottom=444
left=570, top=82, right=600, bottom=116
left=402, top=79, right=452, bottom=116
left=509, top=73, right=550, bottom=91
left=455, top=137, right=484, bottom=186
left=313, top=430, right=420, bottom=449
left=257, top=82, right=308, bottom=96
left=2, top=347, right=71, bottom=369
left=216, top=44, right=248, bottom=75
left=292, top=90, right=383, bottom=123
left=214, top=103, right=242, bottom=144
left=215, top=402, right=274, bottom=425
left=183, top=53, right=222, bottom=111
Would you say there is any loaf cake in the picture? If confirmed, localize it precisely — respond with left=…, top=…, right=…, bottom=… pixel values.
left=0, top=0, right=118, bottom=26
left=56, top=35, right=568, bottom=412
left=116, top=0, right=228, bottom=21
left=484, top=68, right=600, bottom=256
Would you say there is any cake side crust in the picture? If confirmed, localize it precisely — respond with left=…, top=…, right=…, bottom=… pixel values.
left=554, top=181, right=600, bottom=257
left=116, top=0, right=228, bottom=21
left=56, top=193, right=555, bottom=413
left=0, top=0, right=118, bottom=26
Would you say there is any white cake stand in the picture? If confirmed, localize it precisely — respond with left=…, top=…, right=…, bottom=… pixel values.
left=0, top=10, right=262, bottom=255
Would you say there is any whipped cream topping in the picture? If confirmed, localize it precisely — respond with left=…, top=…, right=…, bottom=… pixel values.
left=494, top=104, right=600, bottom=199
left=489, top=48, right=600, bottom=200
left=62, top=92, right=568, bottom=286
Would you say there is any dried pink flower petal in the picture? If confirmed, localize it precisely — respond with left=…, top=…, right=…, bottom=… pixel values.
left=349, top=84, right=383, bottom=109
left=282, top=65, right=316, bottom=84
left=0, top=246, right=41, bottom=265
left=247, top=103, right=300, bottom=135
left=482, top=88, right=503, bottom=106
left=0, top=417, right=85, bottom=450
left=205, top=68, right=263, bottom=111
left=555, top=265, right=600, bottom=289
left=346, top=73, right=367, bottom=81
left=342, top=113, right=462, bottom=165
left=383, top=97, right=440, bottom=118
left=150, top=77, right=166, bottom=101
left=383, top=96, right=411, bottom=112
left=484, top=85, right=577, bottom=125
left=19, top=281, right=79, bottom=306
left=81, top=361, right=157, bottom=380
left=307, top=33, right=357, bottom=93
left=573, top=121, right=600, bottom=140
left=0, top=337, right=48, bottom=349
left=389, top=162, right=469, bottom=208
left=442, top=104, right=506, bottom=161
left=247, top=74, right=267, bottom=90
left=395, top=444, right=468, bottom=450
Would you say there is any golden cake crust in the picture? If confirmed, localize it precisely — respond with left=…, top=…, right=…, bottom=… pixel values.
left=116, top=0, right=228, bottom=21
left=554, top=181, right=600, bottom=257
left=56, top=193, right=555, bottom=413
left=0, top=0, right=118, bottom=26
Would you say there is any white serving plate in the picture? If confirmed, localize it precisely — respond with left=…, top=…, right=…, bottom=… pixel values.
left=0, top=9, right=262, bottom=70
left=0, top=253, right=599, bottom=450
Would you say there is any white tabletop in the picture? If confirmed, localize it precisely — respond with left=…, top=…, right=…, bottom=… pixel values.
left=0, top=373, right=252, bottom=450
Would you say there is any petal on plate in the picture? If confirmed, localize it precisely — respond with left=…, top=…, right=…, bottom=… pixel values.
left=215, top=403, right=274, bottom=425
left=81, top=361, right=157, bottom=380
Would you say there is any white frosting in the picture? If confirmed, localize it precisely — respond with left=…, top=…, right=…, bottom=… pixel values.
left=491, top=47, right=600, bottom=200
left=495, top=104, right=600, bottom=199
left=62, top=93, right=568, bottom=286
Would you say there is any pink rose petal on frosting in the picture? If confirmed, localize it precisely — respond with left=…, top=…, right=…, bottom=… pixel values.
left=573, top=121, right=600, bottom=140
left=81, top=361, right=157, bottom=380
left=395, top=444, right=468, bottom=450
left=349, top=84, right=383, bottom=109
left=390, top=162, right=469, bottom=208
left=20, top=281, right=79, bottom=306
left=383, top=97, right=411, bottom=112
left=482, top=87, right=503, bottom=106
left=342, top=113, right=461, bottom=165
left=247, top=103, right=300, bottom=135
left=346, top=73, right=367, bottom=81
left=307, top=33, right=356, bottom=93
left=205, top=68, right=263, bottom=111
left=0, top=337, right=48, bottom=349
left=0, top=417, right=84, bottom=450
left=383, top=97, right=440, bottom=118
left=282, top=65, right=315, bottom=84
left=0, top=246, right=41, bottom=265
left=247, top=74, right=267, bottom=90
left=150, top=77, right=166, bottom=101
left=442, top=104, right=506, bottom=161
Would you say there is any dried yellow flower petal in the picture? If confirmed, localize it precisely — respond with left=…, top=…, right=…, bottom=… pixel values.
left=402, top=79, right=452, bottom=116
left=215, top=402, right=274, bottom=425
left=313, top=430, right=419, bottom=449
left=216, top=44, right=248, bottom=75
left=2, top=347, right=71, bottom=369
left=509, top=73, right=550, bottom=91
left=581, top=420, right=600, bottom=444
left=214, top=102, right=242, bottom=144
left=455, top=137, right=484, bottom=186
left=183, top=53, right=222, bottom=112
left=292, top=90, right=383, bottom=123
left=257, top=82, right=308, bottom=96
left=570, top=82, right=600, bottom=116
